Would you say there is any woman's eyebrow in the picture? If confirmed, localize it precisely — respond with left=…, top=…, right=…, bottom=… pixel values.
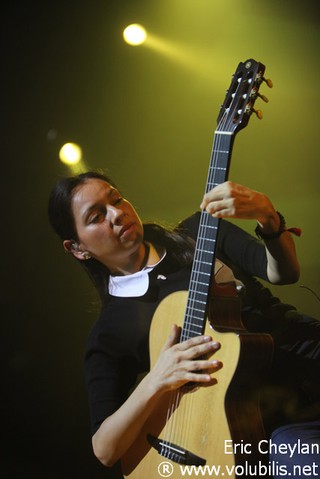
left=82, top=187, right=116, bottom=221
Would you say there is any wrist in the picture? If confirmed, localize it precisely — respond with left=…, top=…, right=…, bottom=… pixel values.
left=143, top=371, right=166, bottom=399
left=255, top=211, right=286, bottom=240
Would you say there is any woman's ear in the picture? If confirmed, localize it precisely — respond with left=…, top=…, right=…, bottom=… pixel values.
left=63, top=240, right=91, bottom=260
left=63, top=239, right=75, bottom=254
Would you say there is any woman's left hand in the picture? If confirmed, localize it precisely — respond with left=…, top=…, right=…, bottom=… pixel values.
left=200, top=181, right=300, bottom=285
left=200, top=181, right=277, bottom=226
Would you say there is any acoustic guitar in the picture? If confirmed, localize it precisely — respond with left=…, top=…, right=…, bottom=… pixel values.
left=125, top=59, right=274, bottom=479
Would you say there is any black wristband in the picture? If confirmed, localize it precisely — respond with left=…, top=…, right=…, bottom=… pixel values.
left=255, top=211, right=286, bottom=240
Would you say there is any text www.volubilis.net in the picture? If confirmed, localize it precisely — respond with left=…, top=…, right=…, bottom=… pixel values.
left=177, top=461, right=319, bottom=477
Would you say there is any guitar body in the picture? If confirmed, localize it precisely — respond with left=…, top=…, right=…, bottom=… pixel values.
left=126, top=287, right=273, bottom=479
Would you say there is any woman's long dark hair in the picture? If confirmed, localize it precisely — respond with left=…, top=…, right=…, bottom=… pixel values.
left=48, top=171, right=195, bottom=302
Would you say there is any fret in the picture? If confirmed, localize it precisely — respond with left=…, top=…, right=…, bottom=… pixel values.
left=185, top=310, right=206, bottom=318
left=186, top=301, right=207, bottom=308
left=183, top=328, right=204, bottom=337
left=189, top=283, right=209, bottom=291
left=188, top=290, right=209, bottom=299
left=186, top=301, right=207, bottom=309
left=189, top=288, right=207, bottom=295
left=192, top=261, right=213, bottom=268
left=189, top=280, right=210, bottom=287
left=186, top=299, right=207, bottom=307
left=199, top=225, right=217, bottom=231
left=191, top=271, right=211, bottom=277
left=184, top=318, right=206, bottom=327
left=195, top=249, right=213, bottom=255
left=187, top=301, right=207, bottom=316
left=185, top=310, right=206, bottom=319
left=183, top=320, right=204, bottom=328
left=197, top=236, right=216, bottom=243
left=181, top=331, right=202, bottom=340
left=183, top=325, right=204, bottom=331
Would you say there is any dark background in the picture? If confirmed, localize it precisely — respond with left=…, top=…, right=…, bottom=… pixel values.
left=1, top=1, right=319, bottom=477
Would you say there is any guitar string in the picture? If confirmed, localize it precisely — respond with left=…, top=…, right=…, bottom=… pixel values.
left=162, top=390, right=179, bottom=459
left=162, top=110, right=230, bottom=456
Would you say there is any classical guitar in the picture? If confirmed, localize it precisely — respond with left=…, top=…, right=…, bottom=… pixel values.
left=125, top=59, right=274, bottom=479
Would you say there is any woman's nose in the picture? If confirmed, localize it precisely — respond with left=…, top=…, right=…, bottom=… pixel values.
left=107, top=205, right=124, bottom=225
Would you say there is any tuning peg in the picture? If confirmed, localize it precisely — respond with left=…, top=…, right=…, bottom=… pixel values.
left=257, top=92, right=269, bottom=103
left=252, top=108, right=263, bottom=119
left=262, top=77, right=273, bottom=88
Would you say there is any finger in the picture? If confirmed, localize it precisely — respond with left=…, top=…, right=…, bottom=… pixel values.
left=204, top=202, right=234, bottom=217
left=179, top=338, right=221, bottom=360
left=200, top=181, right=237, bottom=209
left=182, top=360, right=223, bottom=386
left=177, top=334, right=215, bottom=351
left=189, top=358, right=223, bottom=373
left=180, top=376, right=218, bottom=392
left=200, top=192, right=221, bottom=210
left=184, top=370, right=219, bottom=384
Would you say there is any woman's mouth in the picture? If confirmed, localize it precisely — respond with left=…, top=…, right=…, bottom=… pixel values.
left=119, top=223, right=135, bottom=238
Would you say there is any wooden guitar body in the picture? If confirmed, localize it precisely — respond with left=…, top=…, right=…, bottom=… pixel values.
left=126, top=286, right=273, bottom=479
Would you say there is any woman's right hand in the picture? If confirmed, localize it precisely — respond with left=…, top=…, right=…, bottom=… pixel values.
left=92, top=324, right=221, bottom=468
left=148, top=324, right=222, bottom=393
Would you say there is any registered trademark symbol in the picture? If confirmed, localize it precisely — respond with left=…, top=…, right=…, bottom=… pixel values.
left=158, top=461, right=174, bottom=477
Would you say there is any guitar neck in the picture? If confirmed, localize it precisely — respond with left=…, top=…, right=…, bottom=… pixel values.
left=180, top=132, right=234, bottom=342
left=180, top=58, right=268, bottom=343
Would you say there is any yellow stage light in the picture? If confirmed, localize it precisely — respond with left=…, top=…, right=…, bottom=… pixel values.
left=59, top=142, right=82, bottom=165
left=123, top=24, right=147, bottom=46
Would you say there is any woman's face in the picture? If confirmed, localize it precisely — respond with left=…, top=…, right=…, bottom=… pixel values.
left=66, top=178, right=144, bottom=273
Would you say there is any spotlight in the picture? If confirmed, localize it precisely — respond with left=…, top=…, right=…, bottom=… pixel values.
left=123, top=24, right=147, bottom=46
left=59, top=142, right=82, bottom=165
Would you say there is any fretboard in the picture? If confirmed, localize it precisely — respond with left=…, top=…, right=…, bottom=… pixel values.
left=180, top=132, right=235, bottom=342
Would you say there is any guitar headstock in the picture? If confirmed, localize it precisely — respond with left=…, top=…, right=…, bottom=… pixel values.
left=216, top=59, right=272, bottom=134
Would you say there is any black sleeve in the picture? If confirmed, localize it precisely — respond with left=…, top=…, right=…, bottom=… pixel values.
left=84, top=331, right=125, bottom=436
left=84, top=315, right=140, bottom=436
left=178, top=212, right=269, bottom=281
left=84, top=298, right=153, bottom=436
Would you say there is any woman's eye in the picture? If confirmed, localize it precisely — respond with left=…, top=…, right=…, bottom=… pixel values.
left=89, top=212, right=104, bottom=223
left=89, top=215, right=100, bottom=223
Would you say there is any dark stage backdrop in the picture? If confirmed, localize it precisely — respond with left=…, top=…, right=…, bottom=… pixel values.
left=1, top=0, right=319, bottom=477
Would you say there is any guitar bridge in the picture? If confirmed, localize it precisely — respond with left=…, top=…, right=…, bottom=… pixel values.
left=147, top=434, right=206, bottom=466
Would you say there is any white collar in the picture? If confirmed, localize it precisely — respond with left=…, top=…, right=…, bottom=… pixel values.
left=108, top=250, right=166, bottom=297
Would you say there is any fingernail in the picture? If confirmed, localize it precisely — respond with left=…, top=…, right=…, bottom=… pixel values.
left=212, top=360, right=222, bottom=367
